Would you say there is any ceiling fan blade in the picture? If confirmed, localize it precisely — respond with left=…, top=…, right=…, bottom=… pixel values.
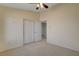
left=36, top=7, right=39, bottom=10
left=43, top=3, right=48, bottom=8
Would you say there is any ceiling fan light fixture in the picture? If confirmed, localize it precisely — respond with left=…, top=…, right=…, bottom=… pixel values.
left=36, top=3, right=48, bottom=10
left=37, top=3, right=40, bottom=7
left=40, top=3, right=43, bottom=8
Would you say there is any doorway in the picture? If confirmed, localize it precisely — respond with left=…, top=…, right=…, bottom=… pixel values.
left=42, top=21, right=47, bottom=39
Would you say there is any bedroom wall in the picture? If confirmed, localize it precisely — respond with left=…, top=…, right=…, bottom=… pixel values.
left=0, top=6, right=39, bottom=52
left=40, top=4, right=79, bottom=52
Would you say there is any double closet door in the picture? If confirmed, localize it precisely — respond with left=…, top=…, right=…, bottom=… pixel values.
left=23, top=20, right=41, bottom=44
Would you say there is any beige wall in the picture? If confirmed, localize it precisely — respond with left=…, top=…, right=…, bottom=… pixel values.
left=0, top=6, right=39, bottom=52
left=40, top=4, right=79, bottom=52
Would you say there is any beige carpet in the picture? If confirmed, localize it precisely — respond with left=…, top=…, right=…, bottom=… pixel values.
left=0, top=39, right=79, bottom=56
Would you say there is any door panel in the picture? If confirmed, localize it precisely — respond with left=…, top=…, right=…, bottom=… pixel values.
left=24, top=20, right=33, bottom=44
left=34, top=21, right=42, bottom=41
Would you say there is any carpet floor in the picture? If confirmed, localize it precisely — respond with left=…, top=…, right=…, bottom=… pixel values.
left=0, top=39, right=79, bottom=56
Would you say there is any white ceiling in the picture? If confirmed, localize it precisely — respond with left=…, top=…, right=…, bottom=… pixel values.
left=0, top=3, right=57, bottom=12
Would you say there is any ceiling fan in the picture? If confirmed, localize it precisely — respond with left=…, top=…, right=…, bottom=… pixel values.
left=36, top=3, right=48, bottom=10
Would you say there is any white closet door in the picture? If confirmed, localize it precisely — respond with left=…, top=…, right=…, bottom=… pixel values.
left=34, top=21, right=42, bottom=41
left=24, top=20, right=34, bottom=44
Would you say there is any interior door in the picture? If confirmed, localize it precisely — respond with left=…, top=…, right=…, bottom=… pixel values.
left=34, top=21, right=42, bottom=41
left=23, top=20, right=34, bottom=44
